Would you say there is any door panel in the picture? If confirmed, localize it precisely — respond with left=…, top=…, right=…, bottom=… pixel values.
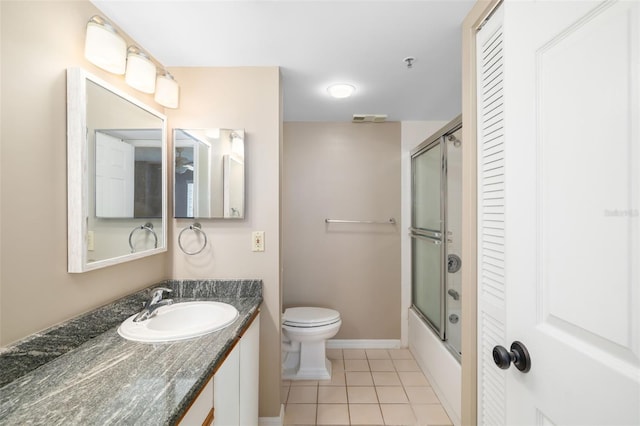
left=95, top=131, right=134, bottom=218
left=412, top=235, right=443, bottom=335
left=413, top=141, right=443, bottom=232
left=478, top=1, right=640, bottom=424
left=521, top=2, right=640, bottom=424
left=538, top=0, right=637, bottom=350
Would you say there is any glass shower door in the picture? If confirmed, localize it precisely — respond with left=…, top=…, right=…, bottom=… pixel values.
left=413, top=140, right=442, bottom=232
left=412, top=235, right=442, bottom=332
left=411, top=139, right=445, bottom=338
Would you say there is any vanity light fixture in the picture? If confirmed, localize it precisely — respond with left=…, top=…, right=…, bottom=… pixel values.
left=327, top=83, right=355, bottom=99
left=155, top=71, right=180, bottom=108
left=84, top=16, right=180, bottom=108
left=125, top=46, right=156, bottom=94
left=84, top=16, right=127, bottom=74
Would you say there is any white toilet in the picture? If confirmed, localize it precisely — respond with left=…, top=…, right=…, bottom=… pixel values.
left=281, top=307, right=341, bottom=380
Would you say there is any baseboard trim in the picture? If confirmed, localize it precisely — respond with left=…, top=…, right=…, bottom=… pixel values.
left=258, top=404, right=284, bottom=426
left=326, top=339, right=402, bottom=349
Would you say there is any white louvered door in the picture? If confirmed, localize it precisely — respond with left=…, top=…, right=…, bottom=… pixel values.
left=477, top=1, right=640, bottom=424
left=476, top=6, right=507, bottom=425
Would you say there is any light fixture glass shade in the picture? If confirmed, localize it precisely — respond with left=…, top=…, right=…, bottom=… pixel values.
left=327, top=83, right=355, bottom=99
left=84, top=17, right=126, bottom=74
left=125, top=48, right=156, bottom=94
left=155, top=73, right=180, bottom=108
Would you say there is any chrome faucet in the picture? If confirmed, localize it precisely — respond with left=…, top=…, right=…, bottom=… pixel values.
left=133, top=287, right=173, bottom=322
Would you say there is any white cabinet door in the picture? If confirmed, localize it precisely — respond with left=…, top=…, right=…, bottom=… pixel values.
left=477, top=2, right=640, bottom=425
left=239, top=314, right=260, bottom=426
left=213, top=343, right=240, bottom=426
left=213, top=313, right=260, bottom=426
left=179, top=377, right=214, bottom=426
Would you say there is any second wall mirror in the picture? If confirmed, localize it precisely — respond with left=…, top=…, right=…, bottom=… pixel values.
left=174, top=129, right=245, bottom=219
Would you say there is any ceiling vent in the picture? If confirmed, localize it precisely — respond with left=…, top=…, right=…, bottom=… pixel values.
left=352, top=114, right=388, bottom=123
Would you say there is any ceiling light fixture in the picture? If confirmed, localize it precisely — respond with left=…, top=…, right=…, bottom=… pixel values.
left=84, top=16, right=127, bottom=74
left=327, top=83, right=355, bottom=99
left=155, top=71, right=180, bottom=108
left=125, top=46, right=156, bottom=94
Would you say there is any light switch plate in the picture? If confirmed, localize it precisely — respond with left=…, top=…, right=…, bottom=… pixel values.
left=252, top=231, right=265, bottom=252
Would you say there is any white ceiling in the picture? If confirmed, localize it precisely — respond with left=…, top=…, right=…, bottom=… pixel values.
left=92, top=1, right=475, bottom=122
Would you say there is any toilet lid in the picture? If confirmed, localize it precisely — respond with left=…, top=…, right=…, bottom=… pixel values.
left=283, top=307, right=340, bottom=327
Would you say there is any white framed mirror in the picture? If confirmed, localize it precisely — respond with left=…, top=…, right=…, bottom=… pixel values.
left=174, top=129, right=245, bottom=219
left=67, top=68, right=167, bottom=273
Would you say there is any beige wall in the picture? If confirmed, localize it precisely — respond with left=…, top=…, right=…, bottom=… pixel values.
left=283, top=122, right=401, bottom=339
left=167, top=67, right=282, bottom=417
left=0, top=1, right=170, bottom=346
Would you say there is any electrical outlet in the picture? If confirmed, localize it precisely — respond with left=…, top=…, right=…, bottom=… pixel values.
left=252, top=231, right=265, bottom=252
left=87, top=231, right=95, bottom=251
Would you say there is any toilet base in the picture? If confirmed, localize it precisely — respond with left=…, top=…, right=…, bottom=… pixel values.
left=282, top=355, right=332, bottom=380
left=282, top=339, right=333, bottom=380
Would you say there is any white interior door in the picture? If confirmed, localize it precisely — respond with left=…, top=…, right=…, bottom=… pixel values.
left=477, top=1, right=640, bottom=424
left=95, top=131, right=134, bottom=218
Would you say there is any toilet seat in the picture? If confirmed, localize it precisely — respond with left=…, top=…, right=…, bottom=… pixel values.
left=283, top=307, right=340, bottom=328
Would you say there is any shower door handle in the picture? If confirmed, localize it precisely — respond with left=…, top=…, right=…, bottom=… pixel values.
left=492, top=341, right=531, bottom=373
left=409, top=228, right=442, bottom=239
left=410, top=234, right=442, bottom=245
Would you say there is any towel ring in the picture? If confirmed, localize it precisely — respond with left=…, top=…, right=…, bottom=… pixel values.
left=128, top=222, right=158, bottom=253
left=178, top=222, right=208, bottom=255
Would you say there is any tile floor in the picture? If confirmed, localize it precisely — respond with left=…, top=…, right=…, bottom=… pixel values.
left=282, top=348, right=453, bottom=425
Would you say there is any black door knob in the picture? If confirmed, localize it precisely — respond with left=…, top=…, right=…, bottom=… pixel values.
left=492, top=341, right=531, bottom=373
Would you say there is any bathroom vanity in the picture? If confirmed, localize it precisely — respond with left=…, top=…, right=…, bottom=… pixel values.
left=0, top=280, right=262, bottom=425
left=181, top=311, right=260, bottom=425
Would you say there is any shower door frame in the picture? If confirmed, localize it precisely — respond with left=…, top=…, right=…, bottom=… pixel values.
left=410, top=115, right=462, bottom=356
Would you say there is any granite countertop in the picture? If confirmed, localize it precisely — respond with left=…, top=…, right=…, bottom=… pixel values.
left=0, top=279, right=263, bottom=425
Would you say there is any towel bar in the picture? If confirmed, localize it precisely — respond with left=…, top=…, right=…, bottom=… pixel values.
left=324, top=218, right=396, bottom=225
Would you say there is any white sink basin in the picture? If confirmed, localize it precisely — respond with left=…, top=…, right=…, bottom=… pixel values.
left=118, top=301, right=239, bottom=343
